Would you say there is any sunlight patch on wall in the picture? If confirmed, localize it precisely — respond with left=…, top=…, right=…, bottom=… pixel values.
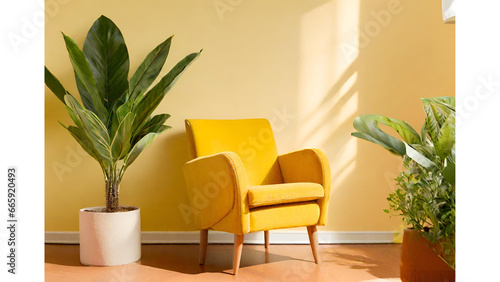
left=297, top=0, right=359, bottom=145
left=331, top=138, right=357, bottom=190
left=297, top=0, right=360, bottom=194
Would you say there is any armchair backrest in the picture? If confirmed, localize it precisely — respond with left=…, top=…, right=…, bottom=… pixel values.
left=185, top=119, right=283, bottom=185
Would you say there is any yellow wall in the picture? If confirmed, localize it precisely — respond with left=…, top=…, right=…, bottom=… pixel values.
left=45, top=0, right=454, bottom=232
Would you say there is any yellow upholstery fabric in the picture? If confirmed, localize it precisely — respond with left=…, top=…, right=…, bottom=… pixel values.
left=185, top=119, right=283, bottom=185
left=249, top=201, right=320, bottom=232
left=183, top=152, right=250, bottom=233
left=183, top=119, right=331, bottom=235
left=247, top=183, right=324, bottom=208
left=278, top=149, right=331, bottom=226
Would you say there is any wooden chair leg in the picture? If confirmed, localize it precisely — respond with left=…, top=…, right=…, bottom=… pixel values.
left=307, top=226, right=320, bottom=263
left=233, top=234, right=244, bottom=275
left=264, top=230, right=269, bottom=249
left=199, top=229, right=208, bottom=265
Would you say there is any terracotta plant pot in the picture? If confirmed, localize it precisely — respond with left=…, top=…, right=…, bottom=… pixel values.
left=79, top=206, right=141, bottom=266
left=400, top=229, right=455, bottom=282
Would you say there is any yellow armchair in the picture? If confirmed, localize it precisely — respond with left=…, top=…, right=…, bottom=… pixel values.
left=183, top=118, right=331, bottom=274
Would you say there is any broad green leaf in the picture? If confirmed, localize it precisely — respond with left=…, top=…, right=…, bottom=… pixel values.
left=435, top=113, right=455, bottom=159
left=110, top=112, right=135, bottom=160
left=62, top=32, right=108, bottom=122
left=372, top=115, right=421, bottom=145
left=129, top=36, right=172, bottom=101
left=65, top=95, right=111, bottom=162
left=133, top=125, right=171, bottom=146
left=65, top=105, right=84, bottom=129
left=410, top=144, right=435, bottom=160
left=60, top=122, right=99, bottom=162
left=63, top=94, right=85, bottom=128
left=420, top=121, right=430, bottom=145
left=422, top=100, right=442, bottom=143
left=155, top=125, right=171, bottom=133
left=83, top=15, right=129, bottom=110
left=108, top=89, right=129, bottom=126
left=427, top=100, right=453, bottom=118
left=116, top=100, right=132, bottom=121
left=124, top=132, right=160, bottom=167
left=75, top=76, right=96, bottom=116
left=425, top=97, right=455, bottom=111
left=133, top=113, right=170, bottom=138
left=133, top=51, right=201, bottom=130
left=130, top=114, right=171, bottom=149
left=443, top=158, right=455, bottom=186
left=110, top=100, right=133, bottom=139
left=143, top=114, right=170, bottom=129
left=352, top=115, right=407, bottom=155
left=405, top=143, right=435, bottom=169
left=45, top=67, right=69, bottom=103
left=351, top=132, right=404, bottom=156
left=422, top=98, right=456, bottom=159
left=354, top=114, right=420, bottom=145
left=427, top=98, right=450, bottom=122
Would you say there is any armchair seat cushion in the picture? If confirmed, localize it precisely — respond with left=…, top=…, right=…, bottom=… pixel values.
left=249, top=201, right=320, bottom=232
left=247, top=182, right=324, bottom=208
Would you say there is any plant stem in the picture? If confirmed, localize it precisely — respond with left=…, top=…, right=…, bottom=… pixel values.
left=105, top=174, right=120, bottom=212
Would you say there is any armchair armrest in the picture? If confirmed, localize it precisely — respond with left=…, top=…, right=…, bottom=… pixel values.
left=278, top=149, right=331, bottom=225
left=183, top=152, right=250, bottom=233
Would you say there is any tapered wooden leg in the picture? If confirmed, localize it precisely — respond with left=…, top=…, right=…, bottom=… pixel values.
left=307, top=226, right=320, bottom=263
left=199, top=229, right=208, bottom=265
left=264, top=230, right=269, bottom=249
left=233, top=234, right=244, bottom=275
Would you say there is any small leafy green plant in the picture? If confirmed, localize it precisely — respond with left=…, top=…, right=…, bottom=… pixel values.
left=45, top=16, right=201, bottom=212
left=351, top=97, right=455, bottom=269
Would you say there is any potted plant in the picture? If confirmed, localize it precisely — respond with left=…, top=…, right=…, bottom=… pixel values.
left=45, top=15, right=201, bottom=266
left=351, top=97, right=455, bottom=281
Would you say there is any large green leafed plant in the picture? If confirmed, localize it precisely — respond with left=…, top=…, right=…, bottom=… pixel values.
left=351, top=97, right=455, bottom=269
left=45, top=16, right=201, bottom=212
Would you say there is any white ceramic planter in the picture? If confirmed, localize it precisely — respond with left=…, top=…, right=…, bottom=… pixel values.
left=79, top=206, right=141, bottom=266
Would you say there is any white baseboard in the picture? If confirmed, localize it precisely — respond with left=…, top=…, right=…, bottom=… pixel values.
left=45, top=231, right=395, bottom=244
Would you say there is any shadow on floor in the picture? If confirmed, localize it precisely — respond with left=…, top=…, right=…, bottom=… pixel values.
left=45, top=244, right=299, bottom=275
left=45, top=243, right=401, bottom=281
left=321, top=244, right=401, bottom=279
left=45, top=244, right=82, bottom=266
left=138, top=244, right=298, bottom=275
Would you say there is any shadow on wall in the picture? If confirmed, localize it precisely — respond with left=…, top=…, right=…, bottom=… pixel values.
left=122, top=131, right=195, bottom=231
left=352, top=0, right=454, bottom=231
left=294, top=0, right=363, bottom=231
left=294, top=0, right=454, bottom=232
